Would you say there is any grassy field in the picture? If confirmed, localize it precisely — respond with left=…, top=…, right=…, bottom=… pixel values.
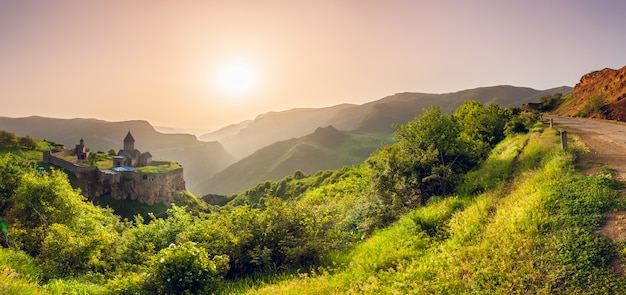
left=222, top=128, right=626, bottom=294
left=135, top=161, right=181, bottom=173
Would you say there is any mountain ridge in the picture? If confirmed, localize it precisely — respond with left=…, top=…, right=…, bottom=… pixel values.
left=201, top=85, right=572, bottom=160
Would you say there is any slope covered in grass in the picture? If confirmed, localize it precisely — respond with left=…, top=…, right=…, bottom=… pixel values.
left=238, top=129, right=626, bottom=294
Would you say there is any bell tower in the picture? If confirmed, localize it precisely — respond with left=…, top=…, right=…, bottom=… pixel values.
left=123, top=131, right=135, bottom=151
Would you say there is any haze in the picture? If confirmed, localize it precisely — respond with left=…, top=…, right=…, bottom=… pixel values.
left=1, top=0, right=625, bottom=133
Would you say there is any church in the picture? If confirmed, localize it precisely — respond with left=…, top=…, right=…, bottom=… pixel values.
left=112, top=131, right=152, bottom=168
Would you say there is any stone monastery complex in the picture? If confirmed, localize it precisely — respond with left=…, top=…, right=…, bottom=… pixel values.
left=43, top=131, right=186, bottom=205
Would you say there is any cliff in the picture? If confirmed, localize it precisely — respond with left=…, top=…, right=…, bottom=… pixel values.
left=556, top=65, right=626, bottom=119
left=93, top=169, right=186, bottom=205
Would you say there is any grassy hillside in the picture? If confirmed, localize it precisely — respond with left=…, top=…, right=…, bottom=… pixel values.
left=195, top=86, right=571, bottom=196
left=227, top=129, right=626, bottom=294
left=193, top=126, right=390, bottom=195
left=3, top=107, right=624, bottom=294
left=202, top=86, right=572, bottom=160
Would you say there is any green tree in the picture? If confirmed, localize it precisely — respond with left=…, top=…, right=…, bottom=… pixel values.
left=538, top=92, right=563, bottom=111
left=0, top=130, right=17, bottom=146
left=6, top=170, right=122, bottom=274
left=454, top=101, right=512, bottom=161
left=18, top=135, right=36, bottom=150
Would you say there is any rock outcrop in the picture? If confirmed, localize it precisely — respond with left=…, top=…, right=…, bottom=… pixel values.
left=91, top=169, right=186, bottom=205
left=557, top=65, right=626, bottom=119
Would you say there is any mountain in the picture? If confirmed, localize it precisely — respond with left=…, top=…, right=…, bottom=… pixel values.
left=0, top=117, right=234, bottom=191
left=195, top=85, right=572, bottom=196
left=554, top=65, right=626, bottom=119
left=201, top=85, right=572, bottom=160
left=199, top=104, right=357, bottom=159
left=192, top=126, right=387, bottom=195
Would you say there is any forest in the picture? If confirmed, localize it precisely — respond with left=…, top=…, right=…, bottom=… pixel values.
left=2, top=99, right=626, bottom=294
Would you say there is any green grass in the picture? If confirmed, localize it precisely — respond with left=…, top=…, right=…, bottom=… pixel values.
left=234, top=127, right=626, bottom=294
left=135, top=161, right=181, bottom=173
left=0, top=146, right=45, bottom=162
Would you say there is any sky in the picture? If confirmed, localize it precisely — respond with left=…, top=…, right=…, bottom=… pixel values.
left=1, top=0, right=626, bottom=133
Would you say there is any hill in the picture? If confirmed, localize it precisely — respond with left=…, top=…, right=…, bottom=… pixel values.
left=192, top=126, right=387, bottom=195
left=0, top=117, right=234, bottom=191
left=195, top=85, right=571, bottom=196
left=3, top=109, right=625, bottom=293
left=201, top=85, right=572, bottom=159
left=554, top=65, right=626, bottom=119
left=199, top=104, right=357, bottom=159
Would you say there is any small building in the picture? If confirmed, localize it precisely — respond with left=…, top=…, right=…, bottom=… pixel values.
left=74, top=138, right=89, bottom=160
left=113, top=131, right=152, bottom=168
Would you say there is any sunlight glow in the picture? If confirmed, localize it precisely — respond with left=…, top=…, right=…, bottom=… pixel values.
left=215, top=61, right=258, bottom=96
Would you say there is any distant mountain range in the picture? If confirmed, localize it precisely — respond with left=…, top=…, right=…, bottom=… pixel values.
left=196, top=85, right=572, bottom=195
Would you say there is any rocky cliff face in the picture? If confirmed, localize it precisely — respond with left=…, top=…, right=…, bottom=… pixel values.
left=558, top=66, right=626, bottom=119
left=90, top=169, right=186, bottom=205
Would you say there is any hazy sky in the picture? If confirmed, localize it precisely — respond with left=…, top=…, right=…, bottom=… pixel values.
left=1, top=0, right=626, bottom=132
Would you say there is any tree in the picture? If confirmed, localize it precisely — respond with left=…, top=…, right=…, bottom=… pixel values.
left=538, top=92, right=563, bottom=111
left=454, top=101, right=512, bottom=161
left=108, top=149, right=117, bottom=156
left=85, top=152, right=99, bottom=166
left=0, top=130, right=17, bottom=146
left=18, top=135, right=36, bottom=150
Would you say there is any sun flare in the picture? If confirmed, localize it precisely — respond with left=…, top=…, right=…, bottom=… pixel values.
left=215, top=61, right=258, bottom=96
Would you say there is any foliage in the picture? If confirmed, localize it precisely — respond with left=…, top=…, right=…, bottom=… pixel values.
left=9, top=103, right=615, bottom=294
left=85, top=151, right=113, bottom=169
left=239, top=128, right=626, bottom=294
left=538, top=92, right=564, bottom=111
left=0, top=130, right=17, bottom=146
left=364, top=102, right=514, bottom=230
left=148, top=241, right=229, bottom=294
left=580, top=94, right=607, bottom=117
left=135, top=161, right=181, bottom=173
left=18, top=135, right=37, bottom=150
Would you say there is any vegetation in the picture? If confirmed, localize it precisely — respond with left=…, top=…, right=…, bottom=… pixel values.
left=538, top=92, right=564, bottom=111
left=135, top=161, right=181, bottom=173
left=579, top=94, right=608, bottom=117
left=1, top=99, right=625, bottom=294
left=85, top=151, right=113, bottom=169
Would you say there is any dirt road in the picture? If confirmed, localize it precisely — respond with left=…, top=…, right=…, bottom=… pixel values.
left=546, top=115, right=626, bottom=149
left=545, top=115, right=626, bottom=181
left=546, top=115, right=626, bottom=274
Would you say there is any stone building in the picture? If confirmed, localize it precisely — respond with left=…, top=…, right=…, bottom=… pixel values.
left=43, top=131, right=185, bottom=205
left=113, top=131, right=152, bottom=168
left=74, top=138, right=89, bottom=160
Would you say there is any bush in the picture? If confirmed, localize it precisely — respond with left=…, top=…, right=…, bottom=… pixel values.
left=149, top=241, right=229, bottom=294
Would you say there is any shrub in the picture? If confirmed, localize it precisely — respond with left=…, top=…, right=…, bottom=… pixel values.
left=149, top=241, right=229, bottom=294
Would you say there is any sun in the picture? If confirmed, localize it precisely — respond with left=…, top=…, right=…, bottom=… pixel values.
left=215, top=61, right=258, bottom=96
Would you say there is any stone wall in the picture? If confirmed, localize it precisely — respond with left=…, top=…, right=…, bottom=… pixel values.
left=43, top=150, right=97, bottom=179
left=94, top=168, right=186, bottom=205
left=43, top=150, right=186, bottom=206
